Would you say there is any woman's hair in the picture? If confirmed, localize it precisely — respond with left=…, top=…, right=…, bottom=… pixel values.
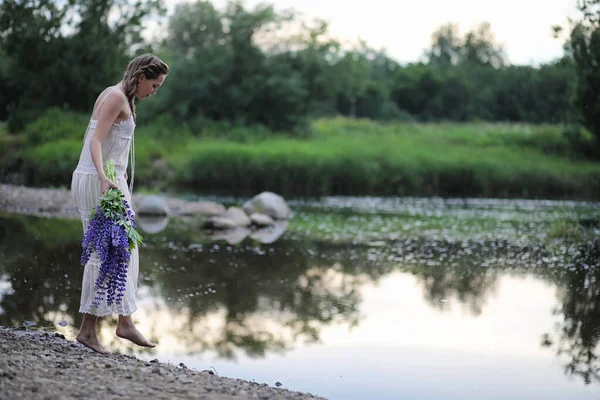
left=122, top=53, right=169, bottom=120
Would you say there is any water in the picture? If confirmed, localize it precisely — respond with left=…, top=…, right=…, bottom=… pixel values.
left=0, top=196, right=599, bottom=399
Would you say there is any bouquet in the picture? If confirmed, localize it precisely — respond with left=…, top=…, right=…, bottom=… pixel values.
left=81, top=159, right=143, bottom=307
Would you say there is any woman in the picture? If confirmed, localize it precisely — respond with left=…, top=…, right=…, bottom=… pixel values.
left=71, top=53, right=169, bottom=354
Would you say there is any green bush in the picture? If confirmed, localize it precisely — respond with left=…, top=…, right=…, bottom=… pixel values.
left=22, top=139, right=81, bottom=187
left=22, top=107, right=89, bottom=145
left=7, top=108, right=43, bottom=134
left=139, top=113, right=193, bottom=141
left=562, top=124, right=597, bottom=159
left=0, top=134, right=24, bottom=180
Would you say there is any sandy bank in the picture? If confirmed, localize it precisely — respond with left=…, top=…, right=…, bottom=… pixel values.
left=0, top=327, right=326, bottom=400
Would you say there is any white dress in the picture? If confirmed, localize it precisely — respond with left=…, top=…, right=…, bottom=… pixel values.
left=71, top=87, right=139, bottom=317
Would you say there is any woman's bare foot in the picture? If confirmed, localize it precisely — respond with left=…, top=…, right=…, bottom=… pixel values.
left=77, top=313, right=109, bottom=354
left=76, top=332, right=110, bottom=354
left=116, top=316, right=156, bottom=348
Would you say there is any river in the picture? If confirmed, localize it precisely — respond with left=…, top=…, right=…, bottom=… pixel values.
left=0, top=196, right=598, bottom=399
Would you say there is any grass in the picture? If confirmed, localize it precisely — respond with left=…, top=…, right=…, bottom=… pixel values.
left=172, top=118, right=599, bottom=198
left=1, top=110, right=599, bottom=200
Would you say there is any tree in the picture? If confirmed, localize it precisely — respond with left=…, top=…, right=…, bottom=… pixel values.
left=160, top=0, right=310, bottom=132
left=460, top=22, right=506, bottom=68
left=425, top=22, right=506, bottom=68
left=332, top=41, right=372, bottom=118
left=285, top=19, right=341, bottom=117
left=0, top=0, right=164, bottom=131
left=426, top=23, right=461, bottom=66
left=570, top=0, right=600, bottom=149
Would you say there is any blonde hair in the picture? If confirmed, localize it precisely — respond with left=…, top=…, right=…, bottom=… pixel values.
left=122, top=53, right=169, bottom=121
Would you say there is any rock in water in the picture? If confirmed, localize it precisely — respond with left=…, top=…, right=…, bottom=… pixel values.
left=135, top=195, right=170, bottom=216
left=249, top=213, right=275, bottom=227
left=201, top=216, right=238, bottom=230
left=177, top=201, right=226, bottom=217
left=242, top=192, right=292, bottom=220
left=222, top=207, right=251, bottom=227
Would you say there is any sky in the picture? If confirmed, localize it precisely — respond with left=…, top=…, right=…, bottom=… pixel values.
left=160, top=0, right=579, bottom=66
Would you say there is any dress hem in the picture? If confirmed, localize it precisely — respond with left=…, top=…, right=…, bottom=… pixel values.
left=79, top=304, right=137, bottom=317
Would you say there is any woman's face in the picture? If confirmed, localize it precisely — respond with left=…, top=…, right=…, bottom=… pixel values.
left=136, top=74, right=167, bottom=99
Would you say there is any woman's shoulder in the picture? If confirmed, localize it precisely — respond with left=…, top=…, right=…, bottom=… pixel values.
left=97, top=86, right=127, bottom=103
left=92, top=86, right=127, bottom=111
left=90, top=86, right=129, bottom=121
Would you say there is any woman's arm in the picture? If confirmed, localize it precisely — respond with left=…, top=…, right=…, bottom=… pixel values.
left=89, top=94, right=122, bottom=194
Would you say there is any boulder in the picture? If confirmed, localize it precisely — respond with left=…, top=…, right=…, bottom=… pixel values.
left=177, top=201, right=226, bottom=217
left=249, top=213, right=274, bottom=227
left=222, top=206, right=251, bottom=227
left=242, top=192, right=292, bottom=220
left=202, top=216, right=238, bottom=230
left=135, top=195, right=169, bottom=216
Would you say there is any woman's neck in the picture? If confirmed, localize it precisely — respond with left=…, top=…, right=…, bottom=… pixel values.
left=115, top=81, right=126, bottom=94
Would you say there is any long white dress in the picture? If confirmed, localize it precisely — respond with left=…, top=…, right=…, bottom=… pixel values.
left=71, top=87, right=139, bottom=317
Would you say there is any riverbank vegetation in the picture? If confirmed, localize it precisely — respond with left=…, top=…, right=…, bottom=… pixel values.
left=1, top=0, right=599, bottom=199
left=2, top=109, right=598, bottom=199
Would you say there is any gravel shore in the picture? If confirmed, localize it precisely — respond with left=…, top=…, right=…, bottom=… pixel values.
left=0, top=327, right=326, bottom=400
left=0, top=183, right=209, bottom=219
left=0, top=183, right=79, bottom=218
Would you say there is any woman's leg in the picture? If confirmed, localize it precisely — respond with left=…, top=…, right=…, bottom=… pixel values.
left=116, top=315, right=156, bottom=347
left=73, top=174, right=109, bottom=354
left=114, top=181, right=153, bottom=347
left=76, top=313, right=109, bottom=354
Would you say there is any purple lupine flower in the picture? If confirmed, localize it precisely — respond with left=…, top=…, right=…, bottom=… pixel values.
left=81, top=188, right=142, bottom=307
left=123, top=199, right=137, bottom=229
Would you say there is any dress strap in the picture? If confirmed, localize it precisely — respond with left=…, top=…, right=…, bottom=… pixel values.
left=92, top=88, right=117, bottom=120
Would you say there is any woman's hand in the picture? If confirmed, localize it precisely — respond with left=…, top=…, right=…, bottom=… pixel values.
left=100, top=176, right=119, bottom=195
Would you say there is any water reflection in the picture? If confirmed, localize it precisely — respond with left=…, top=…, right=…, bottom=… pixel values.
left=141, top=245, right=364, bottom=359
left=0, top=215, right=83, bottom=328
left=0, top=212, right=598, bottom=390
left=137, top=215, right=169, bottom=234
left=541, top=242, right=600, bottom=385
left=136, top=214, right=289, bottom=245
left=0, top=214, right=365, bottom=360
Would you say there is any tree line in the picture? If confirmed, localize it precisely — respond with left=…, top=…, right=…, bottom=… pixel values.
left=0, top=0, right=598, bottom=146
